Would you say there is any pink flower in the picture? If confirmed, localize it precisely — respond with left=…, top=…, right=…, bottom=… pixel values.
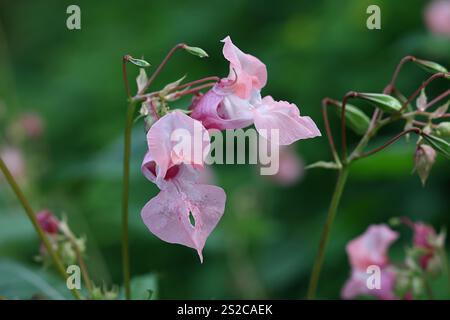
left=190, top=36, right=321, bottom=145
left=36, top=210, right=60, bottom=235
left=270, top=146, right=304, bottom=186
left=141, top=111, right=225, bottom=262
left=424, top=0, right=450, bottom=38
left=146, top=111, right=210, bottom=183
left=342, top=267, right=397, bottom=300
left=19, top=112, right=44, bottom=139
left=342, top=224, right=399, bottom=300
left=412, top=222, right=438, bottom=269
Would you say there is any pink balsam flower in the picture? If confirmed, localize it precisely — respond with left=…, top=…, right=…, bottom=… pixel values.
left=342, top=224, right=399, bottom=300
left=141, top=111, right=225, bottom=262
left=191, top=36, right=320, bottom=145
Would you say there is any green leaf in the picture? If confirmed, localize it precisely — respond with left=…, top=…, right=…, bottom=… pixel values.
left=0, top=260, right=70, bottom=300
left=422, top=134, right=450, bottom=159
left=358, top=93, right=402, bottom=113
left=414, top=59, right=448, bottom=74
left=127, top=56, right=151, bottom=68
left=334, top=103, right=370, bottom=135
left=183, top=45, right=209, bottom=58
left=130, top=274, right=158, bottom=300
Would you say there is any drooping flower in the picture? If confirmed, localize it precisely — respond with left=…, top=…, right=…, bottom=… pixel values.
left=342, top=224, right=399, bottom=300
left=190, top=36, right=321, bottom=145
left=141, top=111, right=225, bottom=262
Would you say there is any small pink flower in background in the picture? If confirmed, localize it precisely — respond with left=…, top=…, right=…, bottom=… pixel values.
left=19, top=112, right=44, bottom=139
left=141, top=112, right=225, bottom=262
left=342, top=224, right=399, bottom=300
left=191, top=36, right=321, bottom=145
left=0, top=147, right=26, bottom=183
left=424, top=0, right=450, bottom=38
left=270, top=146, right=304, bottom=186
left=408, top=221, right=444, bottom=271
left=36, top=210, right=60, bottom=235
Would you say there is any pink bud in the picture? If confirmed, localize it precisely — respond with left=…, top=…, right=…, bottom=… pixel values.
left=36, top=210, right=60, bottom=235
left=424, top=0, right=450, bottom=38
left=414, top=144, right=436, bottom=185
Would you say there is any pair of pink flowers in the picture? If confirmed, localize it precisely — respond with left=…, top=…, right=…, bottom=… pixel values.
left=342, top=221, right=442, bottom=300
left=140, top=37, right=320, bottom=261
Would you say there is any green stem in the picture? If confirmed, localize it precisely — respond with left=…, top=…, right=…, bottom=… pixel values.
left=441, top=248, right=450, bottom=296
left=0, top=157, right=83, bottom=300
left=121, top=101, right=136, bottom=300
left=307, top=166, right=350, bottom=299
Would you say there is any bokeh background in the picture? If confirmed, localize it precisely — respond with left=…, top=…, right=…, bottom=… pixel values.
left=0, top=0, right=449, bottom=299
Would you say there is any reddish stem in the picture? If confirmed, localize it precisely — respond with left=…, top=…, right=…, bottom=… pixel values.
left=384, top=55, right=416, bottom=94
left=399, top=73, right=447, bottom=113
left=357, top=128, right=421, bottom=159
left=426, top=89, right=450, bottom=110
left=172, top=83, right=215, bottom=98
left=122, top=55, right=132, bottom=98
left=321, top=98, right=339, bottom=163
left=138, top=43, right=187, bottom=96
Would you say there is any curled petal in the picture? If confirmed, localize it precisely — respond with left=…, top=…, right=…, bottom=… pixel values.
left=222, top=36, right=267, bottom=98
left=253, top=96, right=321, bottom=145
left=147, top=111, right=210, bottom=180
left=141, top=181, right=226, bottom=262
left=346, top=224, right=399, bottom=270
left=190, top=88, right=253, bottom=130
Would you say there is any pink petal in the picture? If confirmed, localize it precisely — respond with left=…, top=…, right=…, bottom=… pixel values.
left=141, top=180, right=226, bottom=262
left=342, top=268, right=397, bottom=300
left=190, top=87, right=253, bottom=130
left=253, top=96, right=321, bottom=145
left=147, top=111, right=210, bottom=180
left=221, top=36, right=267, bottom=99
left=346, top=224, right=398, bottom=270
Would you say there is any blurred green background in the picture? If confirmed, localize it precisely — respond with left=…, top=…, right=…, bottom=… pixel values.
left=0, top=0, right=449, bottom=299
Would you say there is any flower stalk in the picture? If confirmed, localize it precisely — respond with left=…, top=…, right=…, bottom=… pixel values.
left=0, top=157, right=83, bottom=300
left=307, top=165, right=349, bottom=299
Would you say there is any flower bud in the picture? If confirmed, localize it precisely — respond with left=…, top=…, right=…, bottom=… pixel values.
left=36, top=210, right=60, bottom=235
left=434, top=122, right=450, bottom=137
left=414, top=144, right=436, bottom=185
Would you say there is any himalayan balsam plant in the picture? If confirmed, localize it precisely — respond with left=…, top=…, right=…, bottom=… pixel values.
left=306, top=55, right=450, bottom=299
left=0, top=37, right=449, bottom=300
